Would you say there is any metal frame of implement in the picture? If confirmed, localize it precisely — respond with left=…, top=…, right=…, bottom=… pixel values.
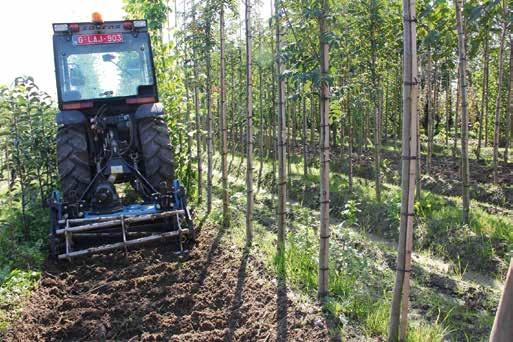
left=49, top=180, right=194, bottom=261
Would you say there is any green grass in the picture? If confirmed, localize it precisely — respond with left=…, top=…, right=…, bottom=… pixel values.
left=208, top=150, right=505, bottom=340
left=281, top=155, right=513, bottom=276
left=0, top=183, right=48, bottom=335
left=0, top=269, right=40, bottom=335
left=208, top=157, right=468, bottom=341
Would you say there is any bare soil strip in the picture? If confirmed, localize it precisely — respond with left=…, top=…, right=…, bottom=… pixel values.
left=5, top=224, right=329, bottom=341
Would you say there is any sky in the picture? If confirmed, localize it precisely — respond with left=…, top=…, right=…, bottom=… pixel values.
left=0, top=1, right=125, bottom=96
left=0, top=0, right=271, bottom=98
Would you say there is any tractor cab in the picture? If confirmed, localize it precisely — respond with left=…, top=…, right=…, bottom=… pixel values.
left=52, top=15, right=158, bottom=112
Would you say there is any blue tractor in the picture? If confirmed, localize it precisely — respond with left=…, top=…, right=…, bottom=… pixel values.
left=49, top=14, right=194, bottom=260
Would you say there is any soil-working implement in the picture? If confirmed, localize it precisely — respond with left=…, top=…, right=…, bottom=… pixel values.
left=48, top=13, right=194, bottom=260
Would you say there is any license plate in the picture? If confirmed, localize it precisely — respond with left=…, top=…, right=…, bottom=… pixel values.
left=73, top=33, right=123, bottom=46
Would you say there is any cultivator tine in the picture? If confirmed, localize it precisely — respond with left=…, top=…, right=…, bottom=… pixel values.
left=121, top=215, right=128, bottom=257
left=177, top=218, right=184, bottom=254
left=57, top=229, right=190, bottom=259
left=65, top=220, right=73, bottom=262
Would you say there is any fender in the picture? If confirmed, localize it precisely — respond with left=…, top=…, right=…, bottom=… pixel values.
left=134, top=103, right=164, bottom=120
left=55, top=110, right=87, bottom=125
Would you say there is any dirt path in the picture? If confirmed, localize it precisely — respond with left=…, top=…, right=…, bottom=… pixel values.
left=5, top=223, right=329, bottom=341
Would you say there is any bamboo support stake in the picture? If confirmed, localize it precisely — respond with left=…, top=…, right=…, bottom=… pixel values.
left=220, top=5, right=229, bottom=227
left=245, top=0, right=254, bottom=241
left=492, top=2, right=507, bottom=184
left=426, top=51, right=433, bottom=174
left=318, top=0, right=330, bottom=300
left=504, top=38, right=513, bottom=164
left=206, top=20, right=213, bottom=213
left=455, top=0, right=470, bottom=224
left=192, top=1, right=203, bottom=204
left=388, top=0, right=418, bottom=339
left=275, top=0, right=287, bottom=255
left=477, top=36, right=489, bottom=160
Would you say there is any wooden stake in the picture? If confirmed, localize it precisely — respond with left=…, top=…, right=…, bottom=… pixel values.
left=245, top=0, right=254, bottom=241
left=388, top=0, right=418, bottom=339
left=317, top=0, right=330, bottom=300
left=220, top=5, right=229, bottom=227
left=275, top=0, right=287, bottom=256
left=454, top=0, right=470, bottom=224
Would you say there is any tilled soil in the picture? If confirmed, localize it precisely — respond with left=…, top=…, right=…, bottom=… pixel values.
left=5, top=225, right=329, bottom=341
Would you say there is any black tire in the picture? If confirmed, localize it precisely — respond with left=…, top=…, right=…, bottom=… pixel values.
left=138, top=117, right=175, bottom=193
left=56, top=125, right=92, bottom=203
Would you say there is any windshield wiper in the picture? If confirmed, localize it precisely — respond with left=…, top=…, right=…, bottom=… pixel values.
left=99, top=90, right=114, bottom=97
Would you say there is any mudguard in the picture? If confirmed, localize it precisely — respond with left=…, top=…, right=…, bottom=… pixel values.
left=134, top=103, right=164, bottom=119
left=55, top=110, right=87, bottom=125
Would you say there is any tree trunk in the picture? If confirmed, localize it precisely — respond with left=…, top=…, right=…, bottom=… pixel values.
left=245, top=0, right=254, bottom=241
left=318, top=0, right=330, bottom=300
left=276, top=0, right=287, bottom=256
left=182, top=11, right=193, bottom=189
left=477, top=35, right=489, bottom=160
left=348, top=85, right=354, bottom=193
left=205, top=22, right=213, bottom=213
left=453, top=67, right=460, bottom=159
left=384, top=76, right=389, bottom=143
left=493, top=11, right=507, bottom=184
left=192, top=3, right=202, bottom=204
left=455, top=0, right=470, bottom=224
left=310, top=91, right=315, bottom=149
left=370, top=30, right=382, bottom=201
left=302, top=85, right=308, bottom=181
left=445, top=68, right=451, bottom=147
left=388, top=0, right=418, bottom=339
left=258, top=63, right=265, bottom=191
left=504, top=38, right=513, bottom=164
left=426, top=52, right=433, bottom=174
left=219, top=5, right=229, bottom=227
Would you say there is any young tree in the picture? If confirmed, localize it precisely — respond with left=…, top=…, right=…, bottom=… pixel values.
left=388, top=0, right=418, bottom=339
left=276, top=0, right=287, bottom=256
left=504, top=38, right=513, bottom=164
left=426, top=51, right=433, bottom=174
left=318, top=0, right=330, bottom=300
left=455, top=0, right=470, bottom=224
left=477, top=35, right=489, bottom=160
left=492, top=3, right=508, bottom=183
left=245, top=0, right=254, bottom=241
left=220, top=2, right=229, bottom=227
left=192, top=1, right=203, bottom=204
left=205, top=17, right=214, bottom=213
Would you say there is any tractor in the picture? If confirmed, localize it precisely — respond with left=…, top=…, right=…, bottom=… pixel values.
left=48, top=13, right=194, bottom=260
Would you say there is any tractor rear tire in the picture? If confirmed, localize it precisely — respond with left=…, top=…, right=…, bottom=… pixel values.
left=56, top=125, right=92, bottom=203
left=138, top=117, right=175, bottom=193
